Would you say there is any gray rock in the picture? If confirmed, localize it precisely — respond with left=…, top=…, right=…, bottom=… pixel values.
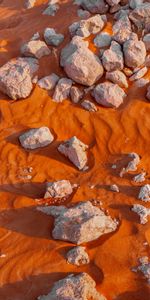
left=44, top=180, right=73, bottom=199
left=129, top=3, right=150, bottom=30
left=143, top=33, right=150, bottom=50
left=129, top=0, right=143, bottom=9
left=70, top=86, right=83, bottom=103
left=44, top=28, right=64, bottom=46
left=81, top=0, right=109, bottom=14
left=132, top=204, right=150, bottom=224
left=120, top=152, right=140, bottom=177
left=138, top=184, right=150, bottom=202
left=53, top=78, right=72, bottom=102
left=102, top=41, right=124, bottom=71
left=43, top=3, right=59, bottom=16
left=113, top=16, right=132, bottom=44
left=94, top=32, right=112, bottom=48
left=133, top=172, right=146, bottom=183
left=81, top=100, right=97, bottom=112
left=123, top=39, right=146, bottom=69
left=21, top=40, right=51, bottom=59
left=25, top=0, right=36, bottom=9
left=67, top=246, right=90, bottom=266
left=77, top=8, right=91, bottom=18
left=37, top=73, right=59, bottom=90
left=19, top=127, right=54, bottom=149
left=106, top=70, right=128, bottom=88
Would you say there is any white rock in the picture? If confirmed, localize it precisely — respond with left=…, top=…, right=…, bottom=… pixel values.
left=37, top=73, right=59, bottom=90
left=132, top=204, right=150, bottom=224
left=67, top=246, right=90, bottom=266
left=133, top=172, right=146, bottom=183
left=25, top=0, right=36, bottom=9
left=102, top=41, right=124, bottom=71
left=53, top=78, right=72, bottom=102
left=19, top=127, right=54, bottom=150
left=129, top=67, right=148, bottom=81
left=110, top=184, right=120, bottom=192
left=138, top=184, right=150, bottom=202
left=120, top=152, right=140, bottom=177
left=106, top=70, right=128, bottom=88
left=21, top=40, right=51, bottom=59
left=44, top=28, right=64, bottom=46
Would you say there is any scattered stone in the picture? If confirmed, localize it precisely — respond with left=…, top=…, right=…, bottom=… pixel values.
left=114, top=8, right=130, bottom=20
left=81, top=100, right=97, bottom=112
left=58, top=136, right=88, bottom=170
left=77, top=8, right=91, bottom=18
left=112, top=164, right=117, bottom=169
left=138, top=184, right=150, bottom=202
left=110, top=184, right=120, bottom=192
left=70, top=86, right=83, bottom=103
left=129, top=3, right=150, bottom=30
left=113, top=16, right=132, bottom=44
left=44, top=28, right=64, bottom=46
left=30, top=32, right=40, bottom=41
left=94, top=32, right=111, bottom=48
left=143, top=34, right=150, bottom=51
left=81, top=0, right=109, bottom=14
left=67, top=246, right=90, bottom=266
left=21, top=40, right=51, bottom=59
left=133, top=257, right=150, bottom=284
left=93, top=82, right=126, bottom=108
left=132, top=204, right=150, bottom=224
left=37, top=272, right=106, bottom=300
left=102, top=41, right=124, bottom=72
left=106, top=70, right=128, bottom=88
left=53, top=78, right=72, bottom=102
left=0, top=57, right=38, bottom=100
left=43, top=3, right=59, bottom=16
left=25, top=0, right=36, bottom=9
left=120, top=152, right=140, bottom=177
left=146, top=85, right=150, bottom=100
left=123, top=39, right=146, bottom=69
left=19, top=127, right=54, bottom=150
left=129, top=67, right=148, bottom=81
left=44, top=180, right=73, bottom=199
left=37, top=201, right=118, bottom=244
left=133, top=172, right=146, bottom=183
left=37, top=73, right=59, bottom=90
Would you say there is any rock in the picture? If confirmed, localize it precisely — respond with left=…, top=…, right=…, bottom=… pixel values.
left=37, top=272, right=106, bottom=300
left=67, top=246, right=90, bottom=266
left=113, top=16, right=132, bottom=44
left=44, top=28, right=64, bottom=46
left=110, top=184, right=120, bottom=192
left=94, top=32, right=112, bottom=48
left=70, top=86, right=83, bottom=103
left=135, top=78, right=149, bottom=88
left=120, top=152, right=140, bottom=177
left=37, top=73, right=59, bottom=90
left=21, top=40, right=51, bottom=59
left=60, top=36, right=104, bottom=86
left=77, top=8, right=91, bottom=18
left=81, top=0, right=109, bottom=14
left=109, top=4, right=121, bottom=13
left=19, top=127, right=54, bottom=150
left=37, top=201, right=118, bottom=244
left=123, top=39, right=146, bottom=69
left=123, top=67, right=133, bottom=77
left=133, top=172, right=146, bottom=183
left=58, top=136, right=88, bottom=170
left=106, top=70, right=128, bottom=88
left=25, top=0, right=36, bottom=8
left=43, top=3, right=59, bottom=16
left=114, top=8, right=130, bottom=20
left=93, top=82, right=126, bottom=108
left=102, top=41, right=124, bottom=71
left=129, top=67, right=147, bottom=81
left=138, top=184, right=150, bottom=202
left=106, top=0, right=121, bottom=6
left=143, top=34, right=150, bottom=51
left=129, top=3, right=150, bottom=30
left=146, top=85, right=150, bottom=100
left=0, top=57, right=38, bottom=100
left=132, top=204, right=150, bottom=224
left=81, top=100, right=97, bottom=112
left=30, top=32, right=40, bottom=41
left=133, top=257, right=150, bottom=284
left=129, top=0, right=143, bottom=9
left=44, top=180, right=73, bottom=199
left=53, top=78, right=72, bottom=102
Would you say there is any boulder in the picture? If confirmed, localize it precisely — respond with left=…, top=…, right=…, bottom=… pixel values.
left=19, top=127, right=54, bottom=149
left=123, top=39, right=146, bottom=69
left=67, top=246, right=90, bottom=266
left=37, top=73, right=59, bottom=90
left=53, top=78, right=72, bottom=102
left=21, top=40, right=51, bottom=59
left=113, top=16, right=132, bottom=44
left=106, top=70, right=128, bottom=88
left=132, top=204, right=150, bottom=224
left=94, top=32, right=111, bottom=48
left=138, top=184, right=150, bottom=202
left=120, top=152, right=140, bottom=177
left=81, top=0, right=109, bottom=14
left=44, top=28, right=64, bottom=46
left=102, top=41, right=124, bottom=71
left=44, top=180, right=73, bottom=199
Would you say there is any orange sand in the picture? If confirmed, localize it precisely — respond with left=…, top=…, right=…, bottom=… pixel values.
left=0, top=1, right=150, bottom=299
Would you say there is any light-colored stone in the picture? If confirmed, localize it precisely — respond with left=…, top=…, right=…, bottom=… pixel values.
left=120, top=152, right=140, bottom=177
left=129, top=3, right=150, bottom=30
left=67, top=246, right=90, bottom=266
left=81, top=0, right=109, bottom=14
left=113, top=16, right=132, bottom=44
left=143, top=34, right=150, bottom=51
left=102, top=41, right=124, bottom=71
left=123, top=39, right=146, bottom=69
left=132, top=204, right=150, bottom=224
left=21, top=40, right=51, bottom=59
left=129, top=67, right=148, bottom=81
left=138, top=184, right=150, bottom=202
left=37, top=73, right=59, bottom=90
left=94, top=32, right=111, bottom=48
left=53, top=78, right=72, bottom=102
left=43, top=3, right=59, bottom=16
left=70, top=86, right=83, bottom=103
left=44, top=28, right=64, bottom=46
left=106, top=70, right=128, bottom=88
left=19, top=127, right=54, bottom=149
left=44, top=180, right=73, bottom=199
left=133, top=172, right=146, bottom=183
left=81, top=100, right=97, bottom=112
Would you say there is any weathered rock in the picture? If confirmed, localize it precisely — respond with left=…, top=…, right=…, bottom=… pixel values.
left=44, top=28, right=64, bottom=46
left=123, top=39, right=146, bottom=69
left=146, top=85, right=150, bottom=100
left=123, top=67, right=133, bottom=77
left=106, top=70, right=128, bottom=88
left=133, top=257, right=150, bottom=284
left=19, top=127, right=54, bottom=150
left=21, top=40, right=50, bottom=59
left=81, top=0, right=109, bottom=14
left=94, top=32, right=111, bottom=48
left=44, top=180, right=73, bottom=199
left=129, top=3, right=150, bottom=30
left=133, top=172, right=146, bottom=183
left=113, top=16, right=132, bottom=44
left=110, top=184, right=120, bottom=192
left=70, top=86, right=83, bottom=103
left=25, top=0, right=36, bottom=9
left=106, top=0, right=121, bottom=6
left=43, top=3, right=59, bottom=16
left=93, top=82, right=126, bottom=108
left=37, top=272, right=106, bottom=300
left=77, top=8, right=91, bottom=18
left=37, top=201, right=118, bottom=244
left=53, top=78, right=72, bottom=102
left=30, top=32, right=40, bottom=41
left=129, top=0, right=143, bottom=9
left=58, top=136, right=88, bottom=170
left=114, top=8, right=130, bottom=20
left=135, top=78, right=149, bottom=88
left=138, top=184, right=150, bottom=202
left=0, top=57, right=38, bottom=100
left=132, top=204, right=150, bottom=224
left=120, top=152, right=140, bottom=177
left=143, top=34, right=150, bottom=51
left=129, top=67, right=147, bottom=81
left=61, top=36, right=104, bottom=86
left=81, top=100, right=97, bottom=112
left=67, top=246, right=90, bottom=266
left=145, top=55, right=150, bottom=67
left=102, top=41, right=124, bottom=71
left=37, top=73, right=59, bottom=90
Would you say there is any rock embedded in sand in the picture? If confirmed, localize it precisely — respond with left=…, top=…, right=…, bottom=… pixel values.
left=123, top=39, right=146, bottom=69
left=44, top=28, right=64, bottom=46
left=120, top=152, right=140, bottom=177
left=0, top=57, right=38, bottom=100
left=70, top=86, right=83, bottom=103
left=138, top=184, right=150, bottom=202
left=81, top=0, right=109, bottom=14
left=58, top=136, right=88, bottom=170
left=93, top=82, right=126, bottom=108
left=113, top=16, right=132, bottom=44
left=66, top=246, right=90, bottom=266
left=37, top=272, right=106, bottom=300
left=37, top=73, right=59, bottom=90
left=37, top=201, right=118, bottom=244
left=53, top=78, right=72, bottom=102
left=21, top=40, right=51, bottom=59
left=133, top=257, right=150, bottom=284
left=132, top=204, right=150, bottom=224
left=44, top=180, right=73, bottom=199
left=81, top=100, right=97, bottom=112
left=110, top=184, right=120, bottom=192
left=94, top=32, right=112, bottom=48
left=106, top=70, right=128, bottom=88
left=102, top=41, right=124, bottom=72
left=19, top=127, right=54, bottom=150
left=25, top=0, right=36, bottom=9
left=43, top=2, right=59, bottom=16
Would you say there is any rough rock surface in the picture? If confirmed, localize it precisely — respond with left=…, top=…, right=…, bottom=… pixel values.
left=106, top=70, right=128, bottom=88
left=133, top=172, right=146, bottom=183
left=106, top=0, right=121, bottom=6
left=81, top=0, right=109, bottom=14
left=70, top=86, right=83, bottom=103
left=120, top=152, right=140, bottom=177
left=25, top=0, right=36, bottom=9
left=66, top=246, right=90, bottom=266
left=129, top=3, right=150, bottom=30
left=21, top=40, right=51, bottom=59
left=146, top=85, right=150, bottom=100
left=123, top=39, right=146, bottom=69
left=81, top=100, right=97, bottom=112
left=0, top=57, right=39, bottom=100
left=37, top=201, right=118, bottom=244
left=58, top=136, right=88, bottom=170
left=19, top=127, right=54, bottom=149
left=129, top=0, right=143, bottom=10
left=143, top=34, right=150, bottom=51
left=93, top=82, right=126, bottom=108
left=110, top=184, right=120, bottom=192
left=132, top=204, right=150, bottom=224
left=69, top=15, right=105, bottom=38
left=44, top=180, right=73, bottom=199
left=37, top=272, right=106, bottom=300
left=138, top=184, right=150, bottom=202
left=77, top=8, right=91, bottom=18
left=129, top=67, right=147, bottom=81
left=102, top=41, right=124, bottom=71
left=37, top=73, right=59, bottom=90
left=113, top=16, right=132, bottom=44
left=44, top=28, right=64, bottom=46
left=53, top=78, right=72, bottom=102
left=94, top=32, right=111, bottom=48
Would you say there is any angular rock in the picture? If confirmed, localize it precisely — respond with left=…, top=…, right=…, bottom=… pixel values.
left=81, top=0, right=109, bottom=14
left=123, top=39, right=146, bottom=69
left=0, top=57, right=38, bottom=100
left=129, top=67, right=147, bottom=81
left=44, top=180, right=73, bottom=199
left=21, top=40, right=51, bottom=59
left=81, top=100, right=97, bottom=112
left=110, top=184, right=120, bottom=192
left=67, top=246, right=90, bottom=266
left=106, top=0, right=121, bottom=6
left=53, top=78, right=72, bottom=102
left=37, top=201, right=118, bottom=244
left=132, top=204, right=150, bottom=224
left=37, top=272, right=106, bottom=300
left=37, top=73, right=59, bottom=90
left=113, top=16, right=132, bottom=44
left=120, top=152, right=140, bottom=177
left=114, top=8, right=130, bottom=20
left=70, top=86, right=83, bottom=103
left=133, top=172, right=146, bottom=183
left=93, top=82, right=126, bottom=108
left=19, top=127, right=54, bottom=150
left=43, top=3, right=59, bottom=16
left=44, top=28, right=64, bottom=46
left=25, top=0, right=36, bottom=9
left=129, top=3, right=150, bottom=30
left=143, top=34, right=150, bottom=51
left=106, top=70, right=128, bottom=88
left=138, top=184, right=150, bottom=202
left=58, top=136, right=88, bottom=170
left=77, top=8, right=91, bottom=18
left=102, top=41, right=124, bottom=71
left=94, top=32, right=111, bottom=48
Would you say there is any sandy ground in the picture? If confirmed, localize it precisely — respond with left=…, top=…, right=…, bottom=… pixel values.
left=0, top=0, right=150, bottom=299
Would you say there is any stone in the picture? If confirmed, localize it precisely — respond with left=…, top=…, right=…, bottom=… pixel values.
left=53, top=78, right=72, bottom=102
left=44, top=180, right=73, bottom=199
left=25, top=0, right=36, bottom=8
left=77, top=8, right=91, bottom=18
left=43, top=3, right=59, bottom=16
left=138, top=184, right=150, bottom=202
left=94, top=32, right=111, bottom=48
left=106, top=0, right=121, bottom=6
left=113, top=16, right=132, bottom=44
left=133, top=172, right=146, bottom=183
left=58, top=136, right=88, bottom=170
left=106, top=70, right=128, bottom=88
left=133, top=257, right=150, bottom=284
left=110, top=184, right=120, bottom=192
left=129, top=67, right=147, bottom=81
left=21, top=40, right=51, bottom=59
left=123, top=39, right=146, bottom=69
left=102, top=41, right=124, bottom=71
left=132, top=204, right=150, bottom=224
left=135, top=78, right=149, bottom=88
left=30, top=32, right=40, bottom=41
left=44, top=28, right=64, bottom=46
left=37, top=73, right=59, bottom=90
left=37, top=272, right=106, bottom=300
left=143, top=34, right=150, bottom=51
left=0, top=57, right=38, bottom=100
left=146, top=85, right=150, bottom=100
left=70, top=86, right=83, bottom=103
left=60, top=36, right=104, bottom=86
left=81, top=100, right=97, bottom=112
left=120, top=152, right=140, bottom=177
left=129, top=3, right=150, bottom=30
left=19, top=127, right=54, bottom=150
left=81, top=0, right=109, bottom=14
left=129, top=0, right=143, bottom=9
left=67, top=246, right=90, bottom=266
left=93, top=82, right=126, bottom=108
left=37, top=201, right=118, bottom=244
